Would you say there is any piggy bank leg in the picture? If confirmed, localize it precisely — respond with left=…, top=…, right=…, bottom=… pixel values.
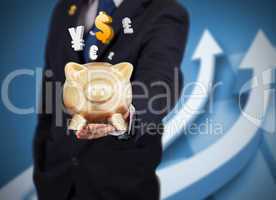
left=68, top=114, right=87, bottom=131
left=108, top=113, right=128, bottom=131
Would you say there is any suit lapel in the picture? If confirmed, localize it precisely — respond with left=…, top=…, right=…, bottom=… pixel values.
left=98, top=0, right=151, bottom=59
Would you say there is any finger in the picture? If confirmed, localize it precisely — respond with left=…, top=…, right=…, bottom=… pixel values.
left=78, top=130, right=94, bottom=139
left=87, top=124, right=107, bottom=129
left=77, top=124, right=116, bottom=140
left=76, top=125, right=91, bottom=138
left=76, top=129, right=83, bottom=138
left=88, top=126, right=115, bottom=139
left=77, top=124, right=102, bottom=139
left=99, top=126, right=116, bottom=135
left=106, top=125, right=116, bottom=132
left=86, top=124, right=111, bottom=135
left=80, top=125, right=109, bottom=139
left=88, top=131, right=106, bottom=139
left=87, top=129, right=106, bottom=139
left=76, top=129, right=88, bottom=139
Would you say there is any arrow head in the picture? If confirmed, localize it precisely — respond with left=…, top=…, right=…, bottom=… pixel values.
left=240, top=30, right=276, bottom=70
left=192, top=30, right=223, bottom=60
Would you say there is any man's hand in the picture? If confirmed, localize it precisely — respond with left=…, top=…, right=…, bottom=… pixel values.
left=76, top=124, right=116, bottom=140
left=75, top=112, right=130, bottom=140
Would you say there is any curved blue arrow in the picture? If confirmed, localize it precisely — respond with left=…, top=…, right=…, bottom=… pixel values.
left=162, top=30, right=223, bottom=149
left=157, top=30, right=276, bottom=199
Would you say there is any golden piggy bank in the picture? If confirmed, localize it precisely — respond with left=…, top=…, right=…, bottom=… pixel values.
left=63, top=62, right=133, bottom=131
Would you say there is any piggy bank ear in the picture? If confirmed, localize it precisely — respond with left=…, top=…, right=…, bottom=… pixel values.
left=112, top=62, right=133, bottom=80
left=65, top=62, right=87, bottom=80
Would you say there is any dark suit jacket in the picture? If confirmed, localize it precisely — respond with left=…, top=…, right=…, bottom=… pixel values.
left=33, top=0, right=189, bottom=199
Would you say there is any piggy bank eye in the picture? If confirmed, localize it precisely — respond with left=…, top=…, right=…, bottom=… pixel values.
left=84, top=80, right=114, bottom=103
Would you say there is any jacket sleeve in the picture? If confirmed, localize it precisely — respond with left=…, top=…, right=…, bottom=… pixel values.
left=132, top=4, right=189, bottom=148
left=32, top=2, right=60, bottom=173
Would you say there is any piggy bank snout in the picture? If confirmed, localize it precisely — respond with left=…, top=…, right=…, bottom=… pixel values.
left=84, top=79, right=114, bottom=103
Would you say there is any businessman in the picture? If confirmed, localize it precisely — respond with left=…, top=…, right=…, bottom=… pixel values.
left=33, top=0, right=189, bottom=199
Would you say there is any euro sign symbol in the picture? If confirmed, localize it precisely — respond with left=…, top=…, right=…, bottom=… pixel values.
left=95, top=12, right=114, bottom=44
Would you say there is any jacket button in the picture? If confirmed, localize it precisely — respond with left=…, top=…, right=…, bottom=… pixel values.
left=71, top=157, right=79, bottom=166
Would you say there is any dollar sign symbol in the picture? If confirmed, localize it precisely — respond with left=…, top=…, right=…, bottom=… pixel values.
left=95, top=11, right=114, bottom=44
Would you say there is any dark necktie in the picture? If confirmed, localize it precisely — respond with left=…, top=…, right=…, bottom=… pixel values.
left=83, top=0, right=116, bottom=63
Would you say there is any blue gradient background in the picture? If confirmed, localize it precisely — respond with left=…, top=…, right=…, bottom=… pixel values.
left=0, top=0, right=275, bottom=199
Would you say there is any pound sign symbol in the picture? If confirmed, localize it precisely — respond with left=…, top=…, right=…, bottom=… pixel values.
left=68, top=26, right=85, bottom=51
left=122, top=17, right=134, bottom=34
